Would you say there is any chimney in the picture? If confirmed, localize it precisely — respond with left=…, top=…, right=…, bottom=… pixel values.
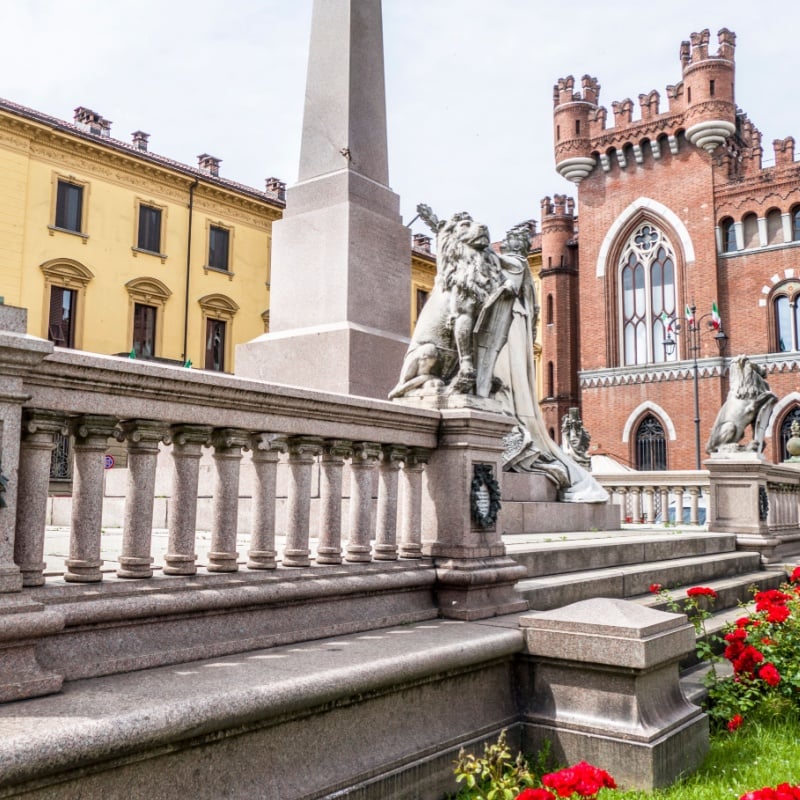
left=131, top=130, right=150, bottom=152
left=74, top=106, right=112, bottom=137
left=265, top=176, right=286, bottom=201
left=197, top=153, right=221, bottom=177
left=412, top=233, right=432, bottom=253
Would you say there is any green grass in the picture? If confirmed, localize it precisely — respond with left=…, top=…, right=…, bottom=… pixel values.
left=602, top=714, right=800, bottom=799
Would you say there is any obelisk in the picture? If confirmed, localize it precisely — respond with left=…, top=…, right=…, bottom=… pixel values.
left=236, top=0, right=411, bottom=399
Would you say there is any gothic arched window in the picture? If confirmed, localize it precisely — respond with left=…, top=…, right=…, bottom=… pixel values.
left=635, top=414, right=667, bottom=470
left=772, top=282, right=800, bottom=352
left=620, top=223, right=678, bottom=365
left=779, top=406, right=800, bottom=460
left=720, top=217, right=737, bottom=253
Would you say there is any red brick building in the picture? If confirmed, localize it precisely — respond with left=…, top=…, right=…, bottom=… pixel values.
left=540, top=27, right=800, bottom=470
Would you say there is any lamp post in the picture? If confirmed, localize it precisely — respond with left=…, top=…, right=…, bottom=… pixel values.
left=663, top=302, right=728, bottom=469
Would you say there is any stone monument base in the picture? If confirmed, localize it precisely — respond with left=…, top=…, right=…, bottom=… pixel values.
left=501, top=472, right=619, bottom=533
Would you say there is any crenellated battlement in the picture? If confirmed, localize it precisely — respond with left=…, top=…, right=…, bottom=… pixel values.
left=553, top=28, right=739, bottom=183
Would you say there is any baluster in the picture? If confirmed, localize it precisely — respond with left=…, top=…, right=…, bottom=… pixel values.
left=165, top=425, right=212, bottom=575
left=283, top=436, right=323, bottom=567
left=643, top=486, right=656, bottom=524
left=346, top=442, right=381, bottom=562
left=659, top=486, right=670, bottom=524
left=116, top=420, right=167, bottom=578
left=688, top=486, right=700, bottom=526
left=65, top=415, right=118, bottom=583
left=14, top=410, right=68, bottom=586
left=208, top=428, right=250, bottom=572
left=630, top=487, right=642, bottom=524
left=316, top=440, right=351, bottom=565
left=673, top=487, right=685, bottom=525
left=615, top=487, right=628, bottom=525
left=399, top=448, right=430, bottom=558
left=247, top=433, right=287, bottom=569
left=374, top=445, right=407, bottom=560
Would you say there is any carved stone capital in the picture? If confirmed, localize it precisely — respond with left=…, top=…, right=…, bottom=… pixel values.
left=70, top=415, right=119, bottom=449
left=211, top=427, right=251, bottom=454
left=250, top=432, right=288, bottom=461
left=351, top=441, right=382, bottom=466
left=116, top=419, right=169, bottom=453
left=287, top=436, right=324, bottom=461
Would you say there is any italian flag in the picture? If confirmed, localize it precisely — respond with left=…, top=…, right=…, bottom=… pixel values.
left=711, top=301, right=721, bottom=330
left=660, top=311, right=673, bottom=333
left=685, top=305, right=695, bottom=325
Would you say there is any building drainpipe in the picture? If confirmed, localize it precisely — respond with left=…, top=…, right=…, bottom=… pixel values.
left=183, top=179, right=199, bottom=363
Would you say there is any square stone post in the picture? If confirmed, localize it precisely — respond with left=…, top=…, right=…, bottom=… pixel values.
left=706, top=454, right=780, bottom=561
left=519, top=598, right=708, bottom=790
left=0, top=322, right=53, bottom=592
left=422, top=409, right=527, bottom=620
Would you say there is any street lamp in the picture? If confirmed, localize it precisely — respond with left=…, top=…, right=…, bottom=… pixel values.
left=663, top=302, right=728, bottom=469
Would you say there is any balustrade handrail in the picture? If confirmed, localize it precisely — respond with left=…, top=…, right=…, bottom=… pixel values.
left=24, top=349, right=441, bottom=447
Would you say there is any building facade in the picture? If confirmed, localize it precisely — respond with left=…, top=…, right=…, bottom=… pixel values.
left=0, top=99, right=285, bottom=373
left=543, top=28, right=800, bottom=469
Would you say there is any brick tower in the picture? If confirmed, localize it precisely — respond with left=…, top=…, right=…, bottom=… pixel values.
left=539, top=195, right=580, bottom=441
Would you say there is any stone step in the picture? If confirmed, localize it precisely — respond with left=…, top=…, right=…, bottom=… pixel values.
left=514, top=551, right=763, bottom=611
left=505, top=531, right=738, bottom=578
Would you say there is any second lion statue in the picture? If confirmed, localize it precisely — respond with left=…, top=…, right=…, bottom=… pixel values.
left=706, top=354, right=777, bottom=454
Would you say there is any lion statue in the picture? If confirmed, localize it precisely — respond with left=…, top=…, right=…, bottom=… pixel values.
left=705, top=354, right=777, bottom=454
left=388, top=205, right=510, bottom=399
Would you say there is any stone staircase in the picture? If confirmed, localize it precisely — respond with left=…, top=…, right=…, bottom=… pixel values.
left=505, top=527, right=788, bottom=696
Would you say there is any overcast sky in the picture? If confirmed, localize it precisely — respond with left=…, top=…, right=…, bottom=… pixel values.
left=2, top=1, right=797, bottom=242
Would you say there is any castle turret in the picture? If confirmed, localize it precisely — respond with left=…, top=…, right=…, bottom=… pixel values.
left=553, top=75, right=599, bottom=183
left=682, top=28, right=737, bottom=152
left=539, top=195, right=580, bottom=438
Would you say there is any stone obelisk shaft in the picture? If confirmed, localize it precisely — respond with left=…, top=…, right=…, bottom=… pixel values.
left=236, top=0, right=411, bottom=399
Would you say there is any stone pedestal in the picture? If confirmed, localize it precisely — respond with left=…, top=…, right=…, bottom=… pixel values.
left=519, top=598, right=708, bottom=790
left=235, top=0, right=410, bottom=399
left=422, top=409, right=527, bottom=620
left=706, top=454, right=769, bottom=536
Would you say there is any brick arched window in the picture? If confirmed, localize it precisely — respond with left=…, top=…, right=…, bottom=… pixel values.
left=766, top=208, right=783, bottom=245
left=619, top=223, right=678, bottom=365
left=546, top=293, right=554, bottom=325
left=772, top=281, right=800, bottom=352
left=720, top=217, right=737, bottom=253
left=778, top=405, right=800, bottom=460
left=742, top=213, right=759, bottom=249
left=792, top=205, right=800, bottom=242
left=635, top=414, right=667, bottom=470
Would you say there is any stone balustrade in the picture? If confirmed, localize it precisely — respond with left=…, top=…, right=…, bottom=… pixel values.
left=595, top=471, right=709, bottom=526
left=8, top=347, right=444, bottom=588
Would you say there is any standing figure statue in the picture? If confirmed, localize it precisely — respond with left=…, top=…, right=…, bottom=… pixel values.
left=706, top=354, right=777, bottom=455
left=390, top=205, right=607, bottom=503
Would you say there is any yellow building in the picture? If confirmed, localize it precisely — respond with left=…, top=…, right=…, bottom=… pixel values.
left=0, top=99, right=284, bottom=372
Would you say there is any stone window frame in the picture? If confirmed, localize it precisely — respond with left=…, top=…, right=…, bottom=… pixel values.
left=39, top=258, right=95, bottom=349
left=131, top=197, right=168, bottom=262
left=770, top=280, right=800, bottom=354
left=48, top=172, right=90, bottom=241
left=125, top=276, right=172, bottom=359
left=616, top=221, right=680, bottom=367
left=198, top=293, right=239, bottom=373
left=204, top=220, right=235, bottom=277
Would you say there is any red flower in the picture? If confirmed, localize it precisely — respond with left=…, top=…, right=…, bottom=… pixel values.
left=735, top=616, right=752, bottom=628
left=755, top=589, right=792, bottom=611
left=687, top=586, right=717, bottom=598
left=515, top=790, right=556, bottom=800
left=649, top=583, right=662, bottom=593
left=740, top=784, right=800, bottom=800
left=765, top=604, right=790, bottom=624
left=761, top=637, right=777, bottom=646
left=727, top=714, right=744, bottom=731
left=543, top=762, right=616, bottom=798
left=759, top=662, right=781, bottom=687
left=790, top=566, right=800, bottom=583
left=732, top=645, right=764, bottom=676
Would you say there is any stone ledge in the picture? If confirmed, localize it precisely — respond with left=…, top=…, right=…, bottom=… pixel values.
left=0, top=616, right=525, bottom=795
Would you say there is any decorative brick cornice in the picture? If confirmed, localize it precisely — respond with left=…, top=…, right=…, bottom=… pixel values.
left=579, top=357, right=726, bottom=389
